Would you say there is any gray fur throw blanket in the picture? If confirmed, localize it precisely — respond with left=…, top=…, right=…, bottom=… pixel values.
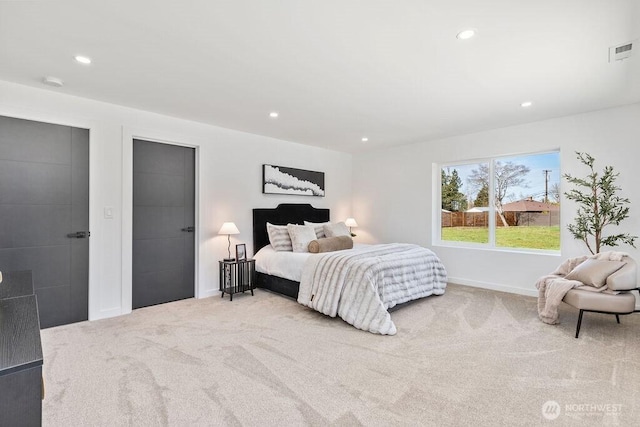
left=298, top=243, right=447, bottom=335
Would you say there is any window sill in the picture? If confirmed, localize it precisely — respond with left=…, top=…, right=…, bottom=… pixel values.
left=433, top=241, right=561, bottom=257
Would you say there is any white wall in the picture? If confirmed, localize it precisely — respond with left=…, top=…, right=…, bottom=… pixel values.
left=0, top=80, right=352, bottom=320
left=353, top=103, right=640, bottom=296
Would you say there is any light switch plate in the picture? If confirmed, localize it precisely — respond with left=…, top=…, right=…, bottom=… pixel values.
left=104, top=207, right=114, bottom=219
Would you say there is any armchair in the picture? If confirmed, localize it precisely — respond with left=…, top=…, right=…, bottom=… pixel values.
left=563, top=257, right=639, bottom=338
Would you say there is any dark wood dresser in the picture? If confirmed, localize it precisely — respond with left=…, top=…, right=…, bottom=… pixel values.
left=0, top=270, right=43, bottom=427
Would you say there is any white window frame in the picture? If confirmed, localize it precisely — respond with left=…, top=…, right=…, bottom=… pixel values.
left=433, top=149, right=561, bottom=255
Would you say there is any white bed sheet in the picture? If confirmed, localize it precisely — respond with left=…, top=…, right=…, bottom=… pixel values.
left=254, top=244, right=368, bottom=282
left=253, top=245, right=311, bottom=282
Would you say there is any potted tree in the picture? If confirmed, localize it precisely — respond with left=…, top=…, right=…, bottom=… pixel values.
left=564, top=152, right=637, bottom=254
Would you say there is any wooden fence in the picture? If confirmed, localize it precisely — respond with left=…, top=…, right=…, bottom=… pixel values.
left=442, top=211, right=559, bottom=227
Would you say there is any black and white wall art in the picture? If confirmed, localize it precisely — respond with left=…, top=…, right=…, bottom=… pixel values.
left=262, top=164, right=325, bottom=197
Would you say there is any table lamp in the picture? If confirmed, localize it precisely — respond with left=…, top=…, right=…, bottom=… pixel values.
left=345, top=218, right=358, bottom=237
left=218, top=222, right=240, bottom=261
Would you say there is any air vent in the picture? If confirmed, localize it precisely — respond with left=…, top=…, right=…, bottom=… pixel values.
left=609, top=40, right=636, bottom=62
left=42, top=76, right=64, bottom=87
left=616, top=44, right=632, bottom=54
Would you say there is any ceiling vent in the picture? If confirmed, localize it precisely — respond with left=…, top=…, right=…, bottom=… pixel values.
left=609, top=40, right=636, bottom=62
left=42, top=76, right=64, bottom=87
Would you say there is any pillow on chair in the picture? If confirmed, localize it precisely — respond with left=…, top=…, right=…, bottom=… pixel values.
left=565, top=259, right=626, bottom=288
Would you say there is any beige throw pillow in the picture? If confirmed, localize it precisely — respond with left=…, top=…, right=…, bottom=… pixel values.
left=323, top=222, right=350, bottom=238
left=565, top=258, right=626, bottom=287
left=287, top=224, right=317, bottom=253
left=308, top=236, right=354, bottom=253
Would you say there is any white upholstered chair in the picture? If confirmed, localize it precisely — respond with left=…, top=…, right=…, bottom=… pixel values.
left=563, top=257, right=639, bottom=338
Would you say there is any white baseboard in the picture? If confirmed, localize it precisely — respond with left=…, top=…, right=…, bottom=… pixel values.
left=89, top=291, right=219, bottom=322
left=449, top=278, right=640, bottom=310
left=89, top=306, right=126, bottom=321
left=197, top=288, right=219, bottom=299
left=448, top=277, right=538, bottom=297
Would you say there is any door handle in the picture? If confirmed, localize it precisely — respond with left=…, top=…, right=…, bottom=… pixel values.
left=67, top=231, right=90, bottom=238
left=181, top=226, right=195, bottom=232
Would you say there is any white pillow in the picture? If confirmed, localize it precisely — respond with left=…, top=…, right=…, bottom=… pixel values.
left=266, top=222, right=293, bottom=251
left=287, top=224, right=317, bottom=253
left=323, top=222, right=350, bottom=238
left=304, top=221, right=330, bottom=239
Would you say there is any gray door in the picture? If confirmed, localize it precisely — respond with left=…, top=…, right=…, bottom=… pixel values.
left=132, top=139, right=195, bottom=309
left=0, top=115, right=89, bottom=329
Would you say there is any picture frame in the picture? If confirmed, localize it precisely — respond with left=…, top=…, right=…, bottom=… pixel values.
left=262, top=164, right=325, bottom=197
left=235, top=243, right=247, bottom=261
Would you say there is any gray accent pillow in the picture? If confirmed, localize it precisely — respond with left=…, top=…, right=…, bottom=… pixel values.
left=323, top=222, right=350, bottom=238
left=565, top=258, right=626, bottom=287
left=266, top=222, right=293, bottom=251
left=287, top=224, right=317, bottom=253
left=304, top=221, right=330, bottom=239
left=308, top=236, right=354, bottom=253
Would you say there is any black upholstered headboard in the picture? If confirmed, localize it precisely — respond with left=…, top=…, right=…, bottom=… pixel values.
left=253, top=204, right=330, bottom=252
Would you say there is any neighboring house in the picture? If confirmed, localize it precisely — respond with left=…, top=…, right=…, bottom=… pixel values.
left=501, top=197, right=560, bottom=226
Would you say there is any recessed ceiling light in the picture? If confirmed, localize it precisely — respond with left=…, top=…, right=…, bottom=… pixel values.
left=456, top=29, right=476, bottom=40
left=521, top=101, right=533, bottom=108
left=269, top=112, right=279, bottom=118
left=74, top=55, right=92, bottom=64
left=361, top=137, right=369, bottom=143
left=42, top=76, right=64, bottom=87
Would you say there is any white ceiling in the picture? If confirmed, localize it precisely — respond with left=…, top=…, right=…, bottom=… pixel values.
left=1, top=0, right=639, bottom=153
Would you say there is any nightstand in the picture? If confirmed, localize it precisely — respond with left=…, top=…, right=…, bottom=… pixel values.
left=219, top=259, right=255, bottom=301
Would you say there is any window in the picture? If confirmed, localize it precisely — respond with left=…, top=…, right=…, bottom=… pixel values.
left=438, top=151, right=560, bottom=251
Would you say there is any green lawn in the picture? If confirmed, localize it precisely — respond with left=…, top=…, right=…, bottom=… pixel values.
left=441, top=226, right=560, bottom=250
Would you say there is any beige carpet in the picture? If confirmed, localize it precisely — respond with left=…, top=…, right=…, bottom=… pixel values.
left=41, top=284, right=640, bottom=426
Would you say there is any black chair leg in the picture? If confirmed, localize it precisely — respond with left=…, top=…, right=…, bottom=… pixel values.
left=575, top=310, right=584, bottom=338
left=616, top=314, right=621, bottom=324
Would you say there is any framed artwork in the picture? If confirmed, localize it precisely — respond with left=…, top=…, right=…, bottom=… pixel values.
left=262, top=164, right=325, bottom=197
left=235, top=243, right=247, bottom=261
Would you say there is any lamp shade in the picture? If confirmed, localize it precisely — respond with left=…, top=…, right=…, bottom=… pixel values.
left=344, top=218, right=358, bottom=228
left=218, top=222, right=240, bottom=235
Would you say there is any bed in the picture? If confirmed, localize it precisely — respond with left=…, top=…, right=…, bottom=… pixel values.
left=252, top=204, right=448, bottom=335
left=253, top=204, right=330, bottom=298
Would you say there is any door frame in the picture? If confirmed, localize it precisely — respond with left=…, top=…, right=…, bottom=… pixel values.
left=122, top=127, right=201, bottom=315
left=0, top=109, right=99, bottom=321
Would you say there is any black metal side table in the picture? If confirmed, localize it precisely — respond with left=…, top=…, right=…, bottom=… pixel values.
left=219, top=259, right=255, bottom=301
